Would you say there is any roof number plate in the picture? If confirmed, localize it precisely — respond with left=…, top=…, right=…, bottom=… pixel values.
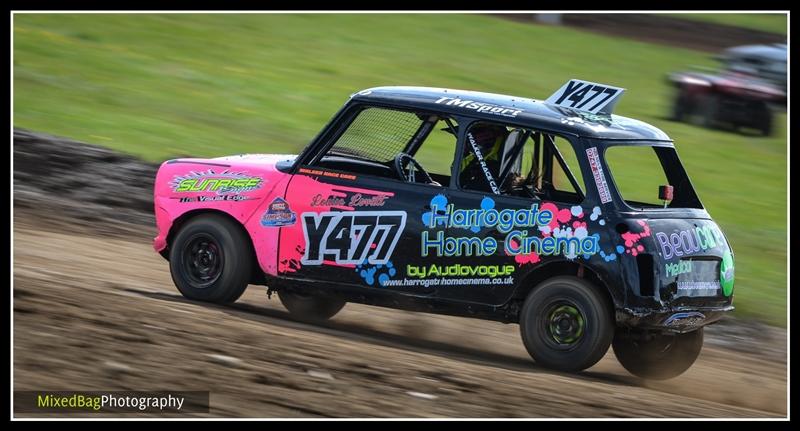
left=546, top=79, right=625, bottom=114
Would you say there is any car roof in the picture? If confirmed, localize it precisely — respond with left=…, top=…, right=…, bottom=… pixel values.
left=350, top=86, right=672, bottom=142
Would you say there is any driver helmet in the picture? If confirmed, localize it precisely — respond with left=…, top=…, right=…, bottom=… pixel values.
left=468, top=124, right=507, bottom=155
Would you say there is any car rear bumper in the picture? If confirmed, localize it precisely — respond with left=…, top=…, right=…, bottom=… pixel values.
left=616, top=304, right=735, bottom=333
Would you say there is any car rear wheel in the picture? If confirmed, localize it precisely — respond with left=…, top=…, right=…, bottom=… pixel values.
left=169, top=214, right=252, bottom=304
left=519, top=276, right=614, bottom=372
left=278, top=290, right=345, bottom=322
left=612, top=328, right=704, bottom=380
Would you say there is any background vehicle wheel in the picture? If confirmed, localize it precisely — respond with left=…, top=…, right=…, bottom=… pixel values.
left=169, top=214, right=252, bottom=304
left=278, top=290, right=345, bottom=322
left=612, top=328, right=704, bottom=380
left=670, top=88, right=690, bottom=121
left=755, top=103, right=774, bottom=136
left=519, top=276, right=614, bottom=372
left=694, top=93, right=719, bottom=129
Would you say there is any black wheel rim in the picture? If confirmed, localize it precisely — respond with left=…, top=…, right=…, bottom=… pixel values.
left=181, top=234, right=223, bottom=288
left=541, top=299, right=586, bottom=350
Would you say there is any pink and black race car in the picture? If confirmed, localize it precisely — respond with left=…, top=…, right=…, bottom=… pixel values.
left=153, top=82, right=735, bottom=379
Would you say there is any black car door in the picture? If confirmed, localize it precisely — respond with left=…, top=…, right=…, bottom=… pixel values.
left=430, top=120, right=590, bottom=306
left=278, top=105, right=458, bottom=297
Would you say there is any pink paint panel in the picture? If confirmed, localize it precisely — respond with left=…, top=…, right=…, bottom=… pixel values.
left=152, top=155, right=296, bottom=276
left=277, top=173, right=394, bottom=274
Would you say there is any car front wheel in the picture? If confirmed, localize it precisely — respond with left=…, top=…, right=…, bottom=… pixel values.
left=612, top=328, right=704, bottom=380
left=519, top=276, right=614, bottom=372
left=169, top=214, right=252, bottom=304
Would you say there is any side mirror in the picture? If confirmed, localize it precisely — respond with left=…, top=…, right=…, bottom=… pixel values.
left=659, top=185, right=674, bottom=208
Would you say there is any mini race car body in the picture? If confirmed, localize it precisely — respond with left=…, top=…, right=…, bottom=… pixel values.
left=154, top=82, right=735, bottom=379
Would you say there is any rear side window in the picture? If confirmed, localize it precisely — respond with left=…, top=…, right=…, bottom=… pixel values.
left=327, top=107, right=423, bottom=163
left=605, top=146, right=666, bottom=207
left=604, top=145, right=702, bottom=209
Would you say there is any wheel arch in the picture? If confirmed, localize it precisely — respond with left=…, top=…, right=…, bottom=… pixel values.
left=163, top=208, right=265, bottom=285
left=509, top=260, right=619, bottom=322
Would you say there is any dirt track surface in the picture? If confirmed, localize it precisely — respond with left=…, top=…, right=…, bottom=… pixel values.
left=13, top=129, right=158, bottom=227
left=12, top=215, right=786, bottom=418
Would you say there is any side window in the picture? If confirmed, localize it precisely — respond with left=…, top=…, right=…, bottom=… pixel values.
left=522, top=134, right=584, bottom=204
left=458, top=122, right=511, bottom=194
left=314, top=106, right=457, bottom=187
left=457, top=122, right=584, bottom=204
left=412, top=117, right=459, bottom=183
left=550, top=135, right=585, bottom=198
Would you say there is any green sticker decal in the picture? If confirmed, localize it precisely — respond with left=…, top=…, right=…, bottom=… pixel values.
left=720, top=251, right=735, bottom=296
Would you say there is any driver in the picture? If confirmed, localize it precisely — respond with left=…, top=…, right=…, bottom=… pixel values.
left=459, top=124, right=508, bottom=193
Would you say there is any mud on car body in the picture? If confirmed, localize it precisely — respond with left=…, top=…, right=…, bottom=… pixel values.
left=153, top=81, right=735, bottom=380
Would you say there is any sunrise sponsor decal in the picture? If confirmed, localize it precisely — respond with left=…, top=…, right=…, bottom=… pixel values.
left=170, top=169, right=263, bottom=195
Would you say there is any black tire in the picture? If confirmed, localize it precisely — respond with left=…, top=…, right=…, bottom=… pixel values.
left=519, top=276, right=614, bottom=372
left=670, top=88, right=690, bottom=121
left=278, top=290, right=345, bottom=322
left=612, top=328, right=704, bottom=380
left=755, top=104, right=773, bottom=136
left=696, top=93, right=719, bottom=129
left=169, top=214, right=252, bottom=304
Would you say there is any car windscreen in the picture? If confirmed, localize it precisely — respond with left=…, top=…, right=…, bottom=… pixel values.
left=602, top=142, right=703, bottom=210
left=326, top=107, right=424, bottom=163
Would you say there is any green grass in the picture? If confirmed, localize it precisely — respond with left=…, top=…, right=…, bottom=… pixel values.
left=13, top=14, right=787, bottom=326
left=665, top=13, right=787, bottom=35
